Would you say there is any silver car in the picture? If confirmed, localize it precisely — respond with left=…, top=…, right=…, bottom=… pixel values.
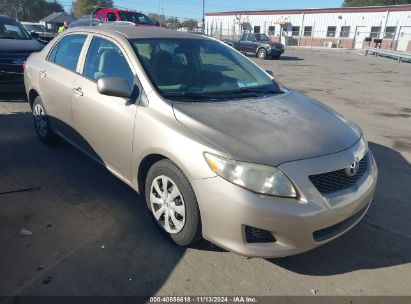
left=24, top=25, right=378, bottom=258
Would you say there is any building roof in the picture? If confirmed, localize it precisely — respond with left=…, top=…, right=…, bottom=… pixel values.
left=40, top=12, right=75, bottom=23
left=205, top=4, right=411, bottom=16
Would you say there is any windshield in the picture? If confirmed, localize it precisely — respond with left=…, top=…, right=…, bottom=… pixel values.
left=118, top=12, right=155, bottom=25
left=0, top=19, right=31, bottom=40
left=24, top=24, right=47, bottom=32
left=130, top=38, right=281, bottom=102
left=255, top=34, right=270, bottom=42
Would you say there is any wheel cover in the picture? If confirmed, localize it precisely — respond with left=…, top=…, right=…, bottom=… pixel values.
left=258, top=50, right=266, bottom=58
left=33, top=104, right=47, bottom=137
left=150, top=175, right=186, bottom=234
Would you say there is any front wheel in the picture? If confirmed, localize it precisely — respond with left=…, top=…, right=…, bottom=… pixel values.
left=145, top=159, right=202, bottom=246
left=32, top=96, right=56, bottom=145
left=257, top=48, right=267, bottom=59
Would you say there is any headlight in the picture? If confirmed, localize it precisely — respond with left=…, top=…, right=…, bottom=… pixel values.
left=204, top=153, right=297, bottom=198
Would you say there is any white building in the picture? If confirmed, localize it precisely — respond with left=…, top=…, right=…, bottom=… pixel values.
left=205, top=5, right=411, bottom=51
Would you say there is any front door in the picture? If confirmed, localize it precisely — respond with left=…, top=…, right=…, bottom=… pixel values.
left=37, top=34, right=87, bottom=137
left=71, top=35, right=138, bottom=180
left=354, top=26, right=367, bottom=49
left=397, top=27, right=411, bottom=52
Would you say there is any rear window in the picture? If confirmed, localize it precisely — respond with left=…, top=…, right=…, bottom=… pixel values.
left=48, top=34, right=87, bottom=72
left=0, top=19, right=31, bottom=40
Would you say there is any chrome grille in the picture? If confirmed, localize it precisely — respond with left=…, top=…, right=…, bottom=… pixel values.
left=309, top=153, right=368, bottom=195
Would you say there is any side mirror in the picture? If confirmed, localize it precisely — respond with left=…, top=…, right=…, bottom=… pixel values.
left=97, top=77, right=132, bottom=98
left=30, top=31, right=39, bottom=39
left=266, top=70, right=274, bottom=77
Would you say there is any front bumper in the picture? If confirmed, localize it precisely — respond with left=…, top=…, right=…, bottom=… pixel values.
left=268, top=48, right=285, bottom=56
left=192, top=139, right=377, bottom=258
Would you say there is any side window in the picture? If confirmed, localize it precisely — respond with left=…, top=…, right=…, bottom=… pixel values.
left=107, top=13, right=117, bottom=22
left=83, top=36, right=134, bottom=88
left=47, top=34, right=87, bottom=72
left=246, top=34, right=255, bottom=41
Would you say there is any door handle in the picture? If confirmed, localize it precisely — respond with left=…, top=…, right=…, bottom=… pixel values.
left=72, top=87, right=83, bottom=97
left=39, top=70, right=46, bottom=78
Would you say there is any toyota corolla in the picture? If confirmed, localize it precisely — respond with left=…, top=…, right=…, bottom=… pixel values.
left=24, top=25, right=377, bottom=258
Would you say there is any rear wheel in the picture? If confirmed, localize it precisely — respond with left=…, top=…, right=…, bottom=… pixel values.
left=32, top=96, right=56, bottom=145
left=145, top=159, right=202, bottom=246
left=257, top=48, right=267, bottom=59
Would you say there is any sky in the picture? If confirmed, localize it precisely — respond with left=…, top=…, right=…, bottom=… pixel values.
left=62, top=0, right=344, bottom=21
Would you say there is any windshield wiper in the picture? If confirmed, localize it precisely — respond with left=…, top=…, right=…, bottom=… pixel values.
left=232, top=87, right=284, bottom=95
left=162, top=92, right=224, bottom=101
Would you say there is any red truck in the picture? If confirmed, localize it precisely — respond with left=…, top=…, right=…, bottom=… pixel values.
left=91, top=8, right=159, bottom=26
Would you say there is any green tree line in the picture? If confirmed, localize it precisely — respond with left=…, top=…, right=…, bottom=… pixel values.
left=0, top=0, right=64, bottom=22
left=343, top=0, right=411, bottom=6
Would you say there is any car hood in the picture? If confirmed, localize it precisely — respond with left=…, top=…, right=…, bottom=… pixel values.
left=269, top=42, right=283, bottom=47
left=0, top=38, right=43, bottom=52
left=173, top=90, right=361, bottom=166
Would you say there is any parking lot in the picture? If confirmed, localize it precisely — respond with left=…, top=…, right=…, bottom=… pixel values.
left=1, top=48, right=411, bottom=298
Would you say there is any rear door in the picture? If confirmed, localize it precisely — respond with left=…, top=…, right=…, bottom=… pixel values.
left=37, top=33, right=88, bottom=137
left=71, top=35, right=138, bottom=180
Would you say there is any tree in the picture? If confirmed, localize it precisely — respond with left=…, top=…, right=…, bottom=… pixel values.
left=97, top=0, right=114, bottom=8
left=343, top=0, right=411, bottom=6
left=182, top=19, right=199, bottom=31
left=165, top=17, right=181, bottom=29
left=70, top=0, right=113, bottom=17
left=71, top=0, right=97, bottom=17
left=0, top=0, right=64, bottom=21
left=148, top=13, right=166, bottom=26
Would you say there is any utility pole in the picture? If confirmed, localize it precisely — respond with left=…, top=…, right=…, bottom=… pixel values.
left=202, top=0, right=205, bottom=34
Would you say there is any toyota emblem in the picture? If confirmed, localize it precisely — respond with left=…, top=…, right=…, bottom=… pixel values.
left=345, top=160, right=359, bottom=177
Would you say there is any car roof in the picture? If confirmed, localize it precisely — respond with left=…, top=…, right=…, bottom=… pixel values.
left=68, top=25, right=209, bottom=40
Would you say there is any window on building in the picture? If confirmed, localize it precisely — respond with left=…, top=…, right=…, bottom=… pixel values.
left=370, top=26, right=381, bottom=38
left=303, top=26, right=312, bottom=37
left=254, top=26, right=260, bottom=33
left=384, top=26, right=396, bottom=39
left=268, top=26, right=275, bottom=35
left=291, top=26, right=300, bottom=36
left=326, top=26, right=337, bottom=37
left=340, top=26, right=350, bottom=38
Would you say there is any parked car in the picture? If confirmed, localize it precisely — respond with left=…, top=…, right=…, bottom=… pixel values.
left=21, top=22, right=56, bottom=43
left=0, top=14, right=43, bottom=92
left=91, top=7, right=158, bottom=26
left=224, top=33, right=284, bottom=59
left=68, top=19, right=102, bottom=29
left=24, top=25, right=377, bottom=258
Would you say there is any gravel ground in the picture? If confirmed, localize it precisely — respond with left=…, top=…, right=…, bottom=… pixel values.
left=0, top=48, right=410, bottom=300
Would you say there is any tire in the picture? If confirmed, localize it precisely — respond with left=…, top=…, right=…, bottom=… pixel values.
left=145, top=159, right=202, bottom=246
left=257, top=48, right=267, bottom=59
left=32, top=96, right=57, bottom=145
